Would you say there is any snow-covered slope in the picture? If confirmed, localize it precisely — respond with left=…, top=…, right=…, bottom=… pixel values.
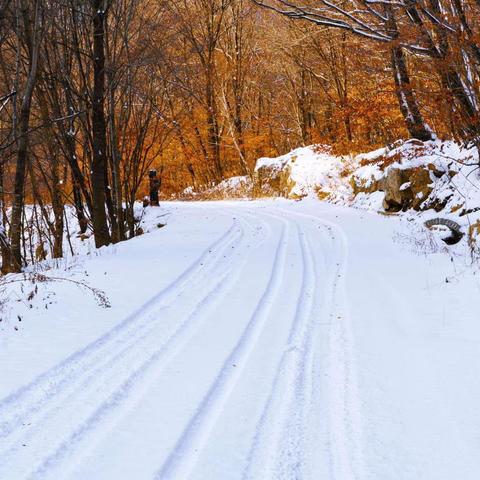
left=230, top=139, right=480, bottom=249
left=1, top=200, right=479, bottom=479
left=177, top=140, right=480, bottom=252
left=255, top=140, right=478, bottom=204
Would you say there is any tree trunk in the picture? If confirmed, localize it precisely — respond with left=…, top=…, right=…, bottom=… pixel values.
left=108, top=79, right=126, bottom=241
left=51, top=161, right=64, bottom=258
left=391, top=46, right=433, bottom=142
left=0, top=162, right=11, bottom=273
left=90, top=0, right=111, bottom=248
left=72, top=175, right=88, bottom=234
left=8, top=0, right=41, bottom=273
left=206, top=69, right=222, bottom=181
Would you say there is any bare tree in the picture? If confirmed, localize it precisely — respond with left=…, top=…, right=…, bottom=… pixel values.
left=6, top=0, right=43, bottom=273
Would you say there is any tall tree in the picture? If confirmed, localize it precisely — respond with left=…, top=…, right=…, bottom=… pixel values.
left=90, top=0, right=111, bottom=247
left=7, top=0, right=42, bottom=273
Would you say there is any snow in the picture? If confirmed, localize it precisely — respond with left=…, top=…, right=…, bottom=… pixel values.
left=250, top=140, right=480, bottom=247
left=256, top=145, right=349, bottom=198
left=1, top=199, right=479, bottom=479
left=353, top=163, right=384, bottom=187
left=0, top=203, right=161, bottom=269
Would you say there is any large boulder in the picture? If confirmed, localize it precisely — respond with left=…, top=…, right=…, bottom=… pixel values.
left=253, top=146, right=344, bottom=199
left=382, top=168, right=412, bottom=211
left=382, top=167, right=433, bottom=212
left=410, top=167, right=433, bottom=210
left=253, top=160, right=296, bottom=197
left=206, top=176, right=253, bottom=199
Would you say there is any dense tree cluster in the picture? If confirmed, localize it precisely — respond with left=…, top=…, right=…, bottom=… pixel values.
left=0, top=0, right=478, bottom=271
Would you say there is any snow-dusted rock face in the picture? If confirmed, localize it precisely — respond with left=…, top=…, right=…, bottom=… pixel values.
left=381, top=168, right=412, bottom=210
left=253, top=151, right=295, bottom=197
left=353, top=139, right=479, bottom=214
left=178, top=176, right=253, bottom=200
left=250, top=140, right=474, bottom=211
left=207, top=176, right=253, bottom=199
left=253, top=145, right=349, bottom=199
left=381, top=167, right=433, bottom=212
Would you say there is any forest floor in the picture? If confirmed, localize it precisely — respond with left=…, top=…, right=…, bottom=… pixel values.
left=1, top=199, right=480, bottom=479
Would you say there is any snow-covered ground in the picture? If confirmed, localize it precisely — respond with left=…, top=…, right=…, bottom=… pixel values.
left=1, top=200, right=479, bottom=479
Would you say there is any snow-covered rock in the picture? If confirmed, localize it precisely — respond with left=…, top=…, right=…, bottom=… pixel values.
left=254, top=145, right=349, bottom=199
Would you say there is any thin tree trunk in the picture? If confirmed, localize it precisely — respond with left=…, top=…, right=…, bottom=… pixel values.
left=51, top=160, right=64, bottom=258
left=108, top=78, right=125, bottom=241
left=72, top=174, right=88, bottom=234
left=206, top=69, right=222, bottom=181
left=0, top=162, right=10, bottom=271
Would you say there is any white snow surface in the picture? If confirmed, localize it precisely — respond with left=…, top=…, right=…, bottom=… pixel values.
left=1, top=199, right=479, bottom=479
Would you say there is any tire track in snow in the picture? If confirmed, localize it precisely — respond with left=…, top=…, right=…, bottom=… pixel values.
left=0, top=217, right=241, bottom=439
left=324, top=233, right=365, bottom=480
left=242, top=218, right=317, bottom=480
left=0, top=217, right=242, bottom=440
left=155, top=216, right=289, bottom=480
left=274, top=206, right=366, bottom=480
left=0, top=212, right=268, bottom=479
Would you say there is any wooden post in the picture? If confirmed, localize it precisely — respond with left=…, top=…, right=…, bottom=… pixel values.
left=149, top=169, right=160, bottom=206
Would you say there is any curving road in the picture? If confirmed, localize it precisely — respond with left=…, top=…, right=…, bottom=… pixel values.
left=0, top=203, right=362, bottom=480
left=2, top=200, right=477, bottom=480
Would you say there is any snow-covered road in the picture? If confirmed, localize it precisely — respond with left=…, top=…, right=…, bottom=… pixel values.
left=1, top=200, right=480, bottom=479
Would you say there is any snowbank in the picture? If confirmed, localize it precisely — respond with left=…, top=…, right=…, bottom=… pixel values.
left=254, top=140, right=480, bottom=245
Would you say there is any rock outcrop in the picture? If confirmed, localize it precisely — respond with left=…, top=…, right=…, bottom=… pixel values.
left=253, top=157, right=296, bottom=198
left=382, top=167, right=433, bottom=212
left=382, top=168, right=412, bottom=211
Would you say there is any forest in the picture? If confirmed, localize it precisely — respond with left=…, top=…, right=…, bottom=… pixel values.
left=0, top=0, right=479, bottom=272
left=2, top=2, right=480, bottom=478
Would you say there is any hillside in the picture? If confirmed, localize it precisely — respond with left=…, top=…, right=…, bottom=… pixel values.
left=185, top=139, right=480, bottom=252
